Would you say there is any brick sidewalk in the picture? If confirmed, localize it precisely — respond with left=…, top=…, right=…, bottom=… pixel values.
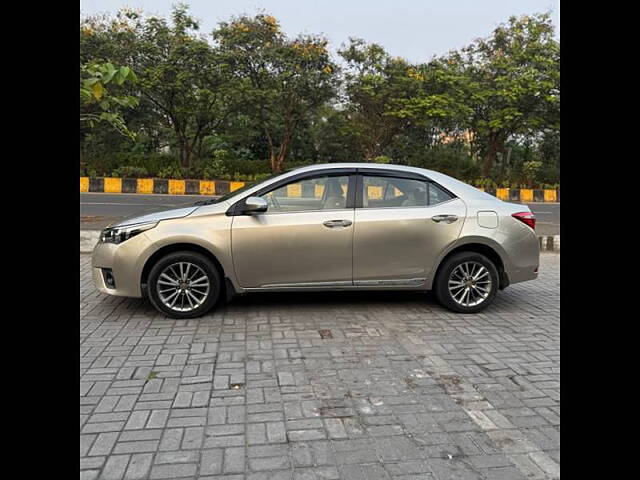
left=81, top=254, right=560, bottom=480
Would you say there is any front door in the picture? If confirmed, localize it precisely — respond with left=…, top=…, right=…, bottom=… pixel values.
left=232, top=173, right=355, bottom=288
left=353, top=174, right=466, bottom=286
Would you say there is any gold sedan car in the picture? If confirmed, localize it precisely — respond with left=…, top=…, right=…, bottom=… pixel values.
left=93, top=163, right=539, bottom=317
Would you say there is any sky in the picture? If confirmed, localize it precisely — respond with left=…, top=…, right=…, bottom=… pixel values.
left=79, top=0, right=560, bottom=63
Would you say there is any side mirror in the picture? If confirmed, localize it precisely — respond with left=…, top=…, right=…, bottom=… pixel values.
left=242, top=196, right=268, bottom=214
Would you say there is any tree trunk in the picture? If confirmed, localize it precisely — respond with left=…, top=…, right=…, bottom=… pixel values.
left=270, top=151, right=279, bottom=173
left=178, top=145, right=187, bottom=169
left=481, top=147, right=496, bottom=178
left=275, top=137, right=290, bottom=173
left=177, top=135, right=193, bottom=170
left=183, top=148, right=192, bottom=170
left=362, top=144, right=379, bottom=162
left=481, top=134, right=505, bottom=178
left=267, top=133, right=291, bottom=173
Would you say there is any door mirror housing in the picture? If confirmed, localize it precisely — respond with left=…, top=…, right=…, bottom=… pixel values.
left=242, top=196, right=268, bottom=214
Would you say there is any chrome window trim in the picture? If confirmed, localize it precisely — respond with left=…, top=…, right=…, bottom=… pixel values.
left=249, top=208, right=355, bottom=216
left=355, top=197, right=460, bottom=211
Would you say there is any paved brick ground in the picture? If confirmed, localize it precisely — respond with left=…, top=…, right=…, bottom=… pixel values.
left=81, top=253, right=559, bottom=480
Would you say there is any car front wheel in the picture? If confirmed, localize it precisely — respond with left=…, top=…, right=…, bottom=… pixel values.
left=434, top=251, right=499, bottom=313
left=148, top=251, right=222, bottom=318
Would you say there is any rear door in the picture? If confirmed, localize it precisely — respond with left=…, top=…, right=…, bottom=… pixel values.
left=353, top=171, right=466, bottom=286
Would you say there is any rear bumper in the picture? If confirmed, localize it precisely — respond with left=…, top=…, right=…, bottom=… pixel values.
left=503, top=228, right=540, bottom=287
left=507, top=264, right=539, bottom=286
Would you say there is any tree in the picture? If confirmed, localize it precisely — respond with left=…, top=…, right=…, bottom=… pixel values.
left=448, top=13, right=560, bottom=176
left=81, top=5, right=238, bottom=169
left=214, top=14, right=338, bottom=172
left=339, top=39, right=423, bottom=161
left=135, top=6, right=240, bottom=168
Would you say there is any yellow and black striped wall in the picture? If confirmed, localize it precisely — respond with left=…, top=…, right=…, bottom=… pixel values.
left=79, top=177, right=246, bottom=196
left=80, top=177, right=560, bottom=202
left=479, top=187, right=560, bottom=203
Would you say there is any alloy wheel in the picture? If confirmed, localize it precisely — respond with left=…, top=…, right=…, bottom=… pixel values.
left=156, top=261, right=211, bottom=312
left=448, top=261, right=492, bottom=307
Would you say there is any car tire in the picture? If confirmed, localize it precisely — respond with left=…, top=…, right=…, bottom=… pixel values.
left=147, top=251, right=222, bottom=319
left=434, top=251, right=499, bottom=313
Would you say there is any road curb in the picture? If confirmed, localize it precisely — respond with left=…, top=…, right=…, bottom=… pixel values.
left=538, top=235, right=560, bottom=252
left=80, top=230, right=101, bottom=253
left=80, top=230, right=560, bottom=254
left=80, top=177, right=560, bottom=202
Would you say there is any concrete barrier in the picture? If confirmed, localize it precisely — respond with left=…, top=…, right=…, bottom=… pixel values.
left=80, top=177, right=246, bottom=195
left=80, top=177, right=560, bottom=202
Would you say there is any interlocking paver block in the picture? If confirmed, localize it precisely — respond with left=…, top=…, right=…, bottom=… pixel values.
left=80, top=253, right=559, bottom=480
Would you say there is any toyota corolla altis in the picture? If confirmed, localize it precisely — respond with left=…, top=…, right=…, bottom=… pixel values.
left=92, top=163, right=539, bottom=317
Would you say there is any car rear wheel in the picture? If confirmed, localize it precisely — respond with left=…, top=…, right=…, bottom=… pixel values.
left=434, top=251, right=498, bottom=313
left=148, top=251, right=221, bottom=318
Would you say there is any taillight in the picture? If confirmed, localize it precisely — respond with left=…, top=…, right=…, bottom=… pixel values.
left=512, top=211, right=536, bottom=230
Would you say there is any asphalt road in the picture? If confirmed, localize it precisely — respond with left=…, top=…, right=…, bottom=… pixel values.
left=80, top=192, right=560, bottom=234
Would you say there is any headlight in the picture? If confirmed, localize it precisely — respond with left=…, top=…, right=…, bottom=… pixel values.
left=100, top=221, right=157, bottom=244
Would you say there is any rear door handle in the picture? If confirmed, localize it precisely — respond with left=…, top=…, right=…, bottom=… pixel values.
left=323, top=219, right=352, bottom=228
left=432, top=214, right=458, bottom=224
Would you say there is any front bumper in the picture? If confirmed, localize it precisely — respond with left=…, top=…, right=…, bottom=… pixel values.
left=91, top=233, right=154, bottom=298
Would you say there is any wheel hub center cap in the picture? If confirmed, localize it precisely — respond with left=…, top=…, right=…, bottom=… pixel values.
left=179, top=282, right=188, bottom=290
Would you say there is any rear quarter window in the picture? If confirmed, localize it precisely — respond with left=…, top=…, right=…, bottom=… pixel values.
left=428, top=183, right=455, bottom=205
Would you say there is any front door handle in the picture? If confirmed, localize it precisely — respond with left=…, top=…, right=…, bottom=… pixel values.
left=323, top=219, right=352, bottom=228
left=432, top=214, right=458, bottom=224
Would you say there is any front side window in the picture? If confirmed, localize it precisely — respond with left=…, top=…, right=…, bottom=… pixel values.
left=260, top=175, right=350, bottom=212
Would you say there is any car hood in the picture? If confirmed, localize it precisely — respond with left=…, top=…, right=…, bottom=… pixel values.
left=108, top=205, right=201, bottom=228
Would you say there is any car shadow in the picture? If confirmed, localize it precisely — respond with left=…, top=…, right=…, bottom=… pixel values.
left=228, top=289, right=437, bottom=308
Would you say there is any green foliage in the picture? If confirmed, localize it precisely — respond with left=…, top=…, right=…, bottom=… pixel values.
left=522, top=160, right=543, bottom=187
left=80, top=7, right=559, bottom=186
left=373, top=156, right=392, bottom=164
left=475, top=178, right=498, bottom=189
left=158, top=165, right=183, bottom=179
left=111, top=165, right=148, bottom=178
left=202, top=150, right=229, bottom=180
left=214, top=14, right=338, bottom=172
left=80, top=62, right=139, bottom=139
left=81, top=152, right=177, bottom=177
left=452, top=13, right=559, bottom=176
left=339, top=39, right=421, bottom=161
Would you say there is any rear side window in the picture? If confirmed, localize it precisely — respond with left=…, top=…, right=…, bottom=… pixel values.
left=362, top=176, right=428, bottom=208
left=428, top=183, right=455, bottom=205
left=360, top=175, right=454, bottom=208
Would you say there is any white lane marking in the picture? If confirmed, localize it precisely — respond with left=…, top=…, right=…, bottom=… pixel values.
left=80, top=192, right=215, bottom=198
left=81, top=202, right=177, bottom=206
